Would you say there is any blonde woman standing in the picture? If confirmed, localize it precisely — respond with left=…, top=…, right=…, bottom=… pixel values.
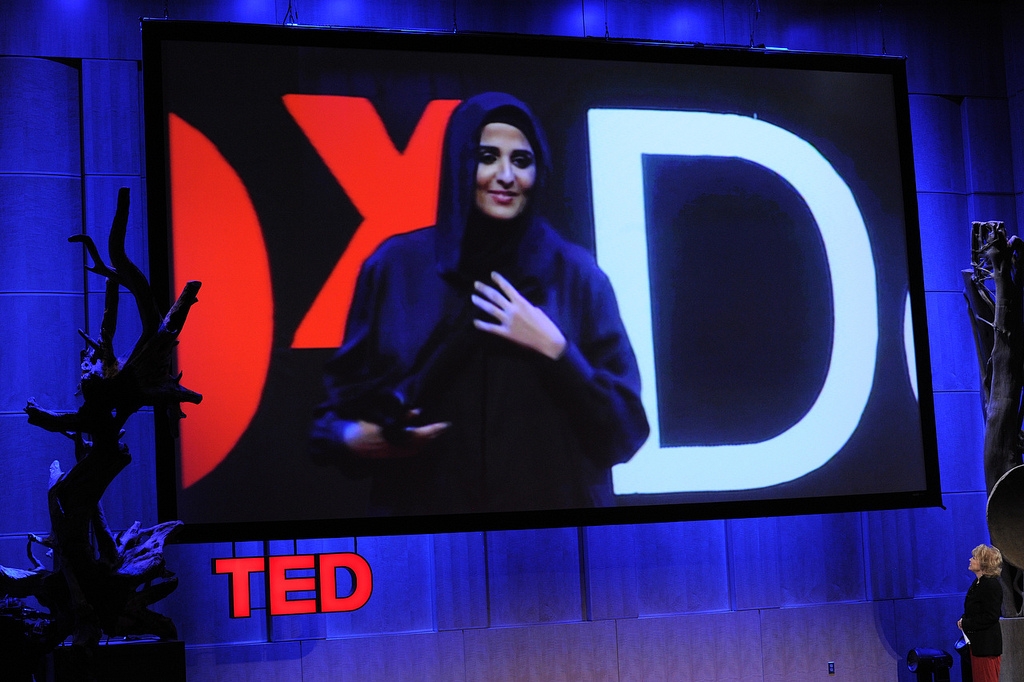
left=958, top=544, right=1004, bottom=682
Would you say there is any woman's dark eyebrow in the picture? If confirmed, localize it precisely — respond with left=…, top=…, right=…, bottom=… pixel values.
left=478, top=145, right=534, bottom=154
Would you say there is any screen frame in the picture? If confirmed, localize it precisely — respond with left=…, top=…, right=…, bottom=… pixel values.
left=142, top=19, right=940, bottom=543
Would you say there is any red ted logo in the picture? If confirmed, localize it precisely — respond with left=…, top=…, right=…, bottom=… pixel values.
left=213, top=552, right=373, bottom=617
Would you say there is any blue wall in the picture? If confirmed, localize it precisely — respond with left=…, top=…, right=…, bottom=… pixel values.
left=1, top=1, right=1022, bottom=680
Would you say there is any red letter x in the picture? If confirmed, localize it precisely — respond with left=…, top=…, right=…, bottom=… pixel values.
left=286, top=95, right=461, bottom=348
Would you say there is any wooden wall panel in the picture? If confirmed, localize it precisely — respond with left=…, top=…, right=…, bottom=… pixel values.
left=0, top=1, right=279, bottom=61
left=1007, top=0, right=1024, bottom=230
left=885, top=3, right=1005, bottom=98
left=0, top=295, right=85, bottom=413
left=322, top=534, right=436, bottom=636
left=82, top=58, right=142, bottom=176
left=616, top=610, right=763, bottom=681
left=0, top=57, right=80, bottom=173
left=160, top=541, right=268, bottom=646
left=760, top=601, right=898, bottom=682
left=0, top=51, right=85, bottom=543
left=1017, top=187, right=1024, bottom=244
left=780, top=514, right=866, bottom=605
left=283, top=0, right=454, bottom=32
left=910, top=502, right=964, bottom=597
left=968, top=192, right=1019, bottom=236
left=730, top=514, right=866, bottom=610
left=910, top=95, right=966, bottom=195
left=264, top=538, right=367, bottom=642
left=908, top=492, right=987, bottom=597
left=719, top=0, right=767, bottom=48
left=728, top=517, right=783, bottom=610
left=487, top=527, right=583, bottom=626
left=453, top=0, right=585, bottom=38
left=433, top=531, right=488, bottom=631
left=265, top=539, right=327, bottom=643
left=296, top=536, right=356, bottom=641
left=1007, top=1, right=1024, bottom=97
left=752, top=1, right=868, bottom=55
left=0, top=534, right=41, bottom=574
left=893, top=594, right=965, bottom=682
left=602, top=0, right=725, bottom=44
left=584, top=523, right=640, bottom=621
left=185, top=641, right=304, bottom=682
left=916, top=192, right=970, bottom=293
left=863, top=509, right=916, bottom=601
left=235, top=540, right=268, bottom=611
left=962, top=97, right=1015, bottom=194
left=463, top=620, right=618, bottom=681
left=0, top=176, right=83, bottom=294
left=0, top=3, right=110, bottom=60
left=300, top=631, right=466, bottom=681
left=0, top=416, right=63, bottom=534
left=1011, top=92, right=1024, bottom=198
left=634, top=521, right=729, bottom=616
left=925, top=292, right=981, bottom=392
left=932, top=392, right=986, bottom=495
left=98, top=409, right=159, bottom=529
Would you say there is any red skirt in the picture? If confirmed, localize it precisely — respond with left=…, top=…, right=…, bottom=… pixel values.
left=971, top=654, right=1001, bottom=682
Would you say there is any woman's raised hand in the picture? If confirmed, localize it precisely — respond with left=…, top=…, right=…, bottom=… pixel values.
left=472, top=271, right=566, bottom=360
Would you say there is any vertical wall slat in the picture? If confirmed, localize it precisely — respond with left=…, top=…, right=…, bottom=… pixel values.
left=635, top=520, right=729, bottom=616
left=933, top=391, right=986, bottom=495
left=486, top=527, right=583, bottom=626
left=925, top=292, right=981, bottom=393
left=433, top=532, right=488, bottom=631
left=917, top=192, right=970, bottom=293
left=583, top=523, right=640, bottom=621
left=911, top=95, right=968, bottom=195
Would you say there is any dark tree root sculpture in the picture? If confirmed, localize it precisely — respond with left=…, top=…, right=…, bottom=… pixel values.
left=963, top=219, right=1024, bottom=617
left=1, top=187, right=202, bottom=678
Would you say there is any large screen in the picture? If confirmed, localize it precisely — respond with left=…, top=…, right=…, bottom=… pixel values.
left=143, top=20, right=940, bottom=541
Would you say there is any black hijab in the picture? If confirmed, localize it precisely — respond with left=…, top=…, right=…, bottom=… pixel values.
left=433, top=92, right=553, bottom=284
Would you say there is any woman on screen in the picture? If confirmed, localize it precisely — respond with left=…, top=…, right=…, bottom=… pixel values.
left=310, top=92, right=649, bottom=515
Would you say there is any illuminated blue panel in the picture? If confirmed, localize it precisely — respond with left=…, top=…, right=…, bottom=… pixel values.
left=588, top=109, right=877, bottom=493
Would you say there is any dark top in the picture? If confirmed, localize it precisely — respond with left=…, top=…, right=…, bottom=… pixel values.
left=962, top=574, right=1003, bottom=657
left=311, top=92, right=649, bottom=516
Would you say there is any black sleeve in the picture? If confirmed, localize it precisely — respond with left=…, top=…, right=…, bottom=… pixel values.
left=308, top=260, right=390, bottom=476
left=541, top=267, right=650, bottom=468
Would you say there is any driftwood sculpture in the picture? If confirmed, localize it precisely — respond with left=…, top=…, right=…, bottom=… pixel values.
left=0, top=187, right=201, bottom=678
left=963, top=221, right=1024, bottom=493
left=962, top=219, right=1024, bottom=616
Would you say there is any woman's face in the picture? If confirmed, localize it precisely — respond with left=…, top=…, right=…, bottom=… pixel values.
left=475, top=122, right=536, bottom=221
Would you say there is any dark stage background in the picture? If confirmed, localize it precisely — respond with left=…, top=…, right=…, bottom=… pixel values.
left=1, top=1, right=1022, bottom=680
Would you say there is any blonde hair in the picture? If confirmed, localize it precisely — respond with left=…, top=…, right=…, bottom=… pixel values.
left=972, top=544, right=1003, bottom=577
